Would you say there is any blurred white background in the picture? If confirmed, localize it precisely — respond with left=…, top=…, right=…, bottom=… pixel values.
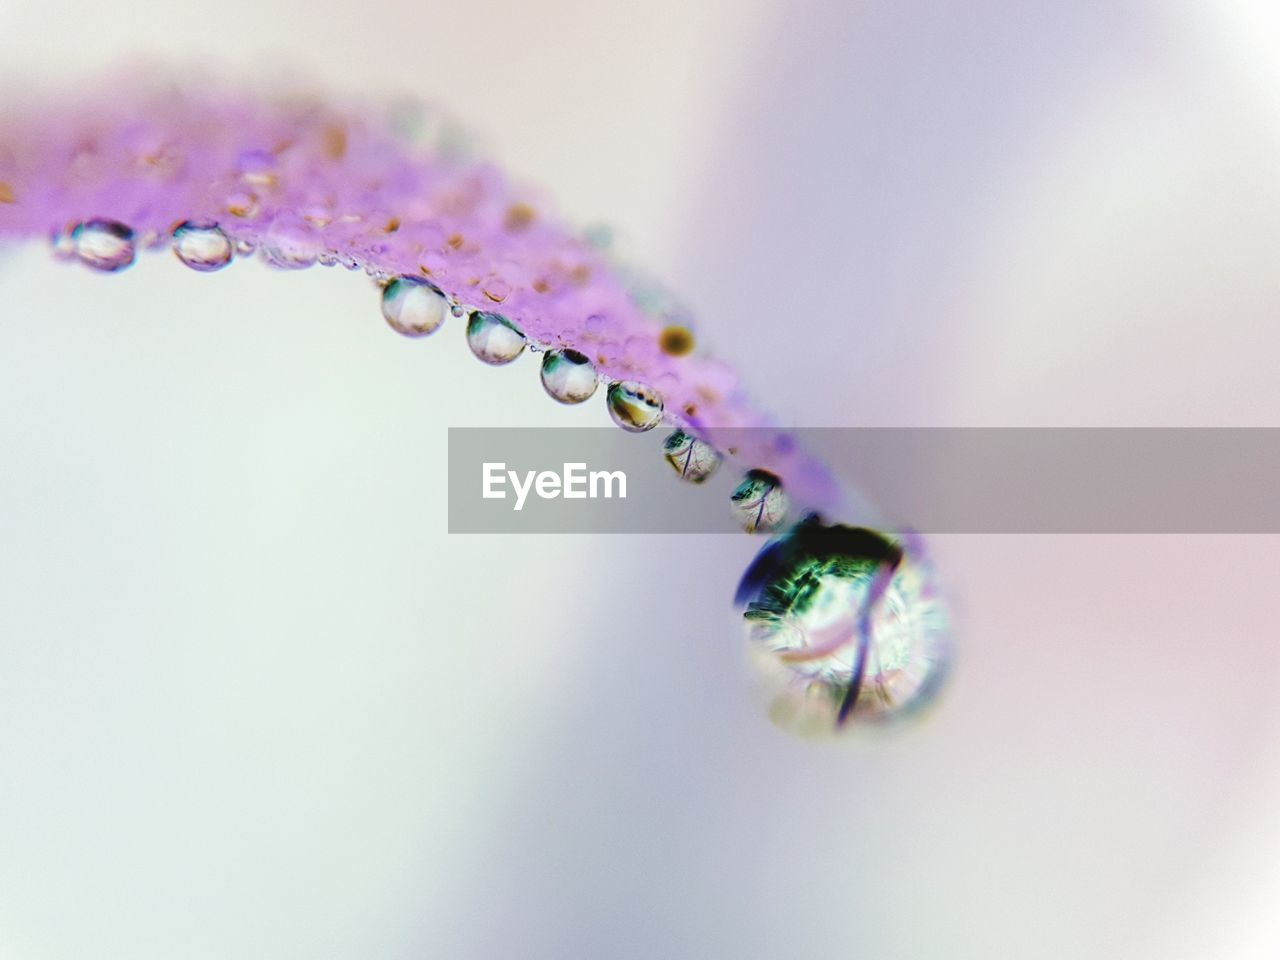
left=2, top=1, right=1279, bottom=958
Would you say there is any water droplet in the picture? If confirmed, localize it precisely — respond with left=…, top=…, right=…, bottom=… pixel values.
left=171, top=221, right=233, bottom=272
left=607, top=380, right=664, bottom=432
left=662, top=430, right=721, bottom=482
left=381, top=276, right=448, bottom=337
left=540, top=349, right=598, bottom=404
left=730, top=469, right=789, bottom=533
left=236, top=149, right=278, bottom=187
left=225, top=190, right=259, bottom=219
left=259, top=213, right=320, bottom=269
left=482, top=276, right=511, bottom=303
left=71, top=219, right=135, bottom=272
left=467, top=311, right=526, bottom=365
left=736, top=520, right=949, bottom=738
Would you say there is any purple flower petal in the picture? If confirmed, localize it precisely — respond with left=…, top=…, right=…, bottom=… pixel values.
left=0, top=75, right=844, bottom=511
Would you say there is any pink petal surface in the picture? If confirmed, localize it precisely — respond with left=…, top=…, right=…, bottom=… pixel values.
left=0, top=77, right=845, bottom=513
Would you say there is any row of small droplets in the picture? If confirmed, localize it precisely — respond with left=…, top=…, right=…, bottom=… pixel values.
left=58, top=217, right=792, bottom=534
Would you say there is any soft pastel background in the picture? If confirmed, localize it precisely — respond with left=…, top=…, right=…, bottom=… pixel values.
left=1, top=2, right=1279, bottom=958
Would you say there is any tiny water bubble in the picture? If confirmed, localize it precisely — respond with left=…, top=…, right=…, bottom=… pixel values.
left=540, top=348, right=598, bottom=404
left=736, top=521, right=950, bottom=738
left=171, top=221, right=233, bottom=272
left=662, top=430, right=721, bottom=483
left=236, top=149, right=277, bottom=187
left=71, top=219, right=135, bottom=272
left=730, top=469, right=789, bottom=534
left=482, top=276, right=511, bottom=303
left=381, top=275, right=448, bottom=337
left=225, top=190, right=259, bottom=219
left=606, top=380, right=664, bottom=432
left=466, top=310, right=526, bottom=365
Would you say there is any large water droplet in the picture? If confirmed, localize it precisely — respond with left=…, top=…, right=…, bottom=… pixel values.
left=171, top=221, right=233, bottom=272
left=540, top=349, right=598, bottom=404
left=607, top=380, right=663, bottom=432
left=730, top=469, right=789, bottom=533
left=736, top=520, right=950, bottom=738
left=381, top=276, right=448, bottom=337
left=467, top=310, right=526, bottom=364
left=71, top=219, right=135, bottom=272
left=662, top=430, right=721, bottom=482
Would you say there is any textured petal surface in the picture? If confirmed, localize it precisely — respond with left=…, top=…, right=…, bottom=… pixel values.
left=0, top=77, right=842, bottom=511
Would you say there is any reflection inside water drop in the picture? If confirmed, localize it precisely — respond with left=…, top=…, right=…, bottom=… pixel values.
left=467, top=310, right=526, bottom=364
left=71, top=219, right=135, bottom=272
left=172, top=221, right=233, bottom=272
left=730, top=469, right=789, bottom=533
left=607, top=380, right=663, bottom=432
left=662, top=430, right=721, bottom=483
left=381, top=275, right=448, bottom=337
left=540, top=348, right=598, bottom=404
left=736, top=519, right=950, bottom=738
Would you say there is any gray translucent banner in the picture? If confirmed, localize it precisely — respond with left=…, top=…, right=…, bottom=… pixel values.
left=447, top=427, right=1280, bottom=533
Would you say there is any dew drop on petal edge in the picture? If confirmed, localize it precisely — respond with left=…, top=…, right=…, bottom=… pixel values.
left=381, top=275, right=448, bottom=337
left=662, top=430, right=721, bottom=483
left=606, top=380, right=664, bottom=432
left=171, top=221, right=234, bottom=272
left=466, top=310, right=526, bottom=364
left=735, top=519, right=950, bottom=738
left=730, top=469, right=789, bottom=534
left=540, top=348, right=598, bottom=404
left=71, top=219, right=135, bottom=272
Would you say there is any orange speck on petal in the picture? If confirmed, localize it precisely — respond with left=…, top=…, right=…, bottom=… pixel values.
left=659, top=325, right=694, bottom=356
left=504, top=203, right=536, bottom=232
left=322, top=124, right=347, bottom=160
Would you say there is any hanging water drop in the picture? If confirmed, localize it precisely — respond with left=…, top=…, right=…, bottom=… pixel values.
left=467, top=310, right=526, bottom=365
left=730, top=469, right=789, bottom=533
left=607, top=380, right=663, bottom=432
left=71, top=219, right=136, bottom=272
left=540, top=348, right=598, bottom=404
left=381, top=275, right=448, bottom=337
left=662, top=430, right=721, bottom=483
left=171, top=221, right=233, bottom=272
left=735, top=520, right=950, bottom=738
